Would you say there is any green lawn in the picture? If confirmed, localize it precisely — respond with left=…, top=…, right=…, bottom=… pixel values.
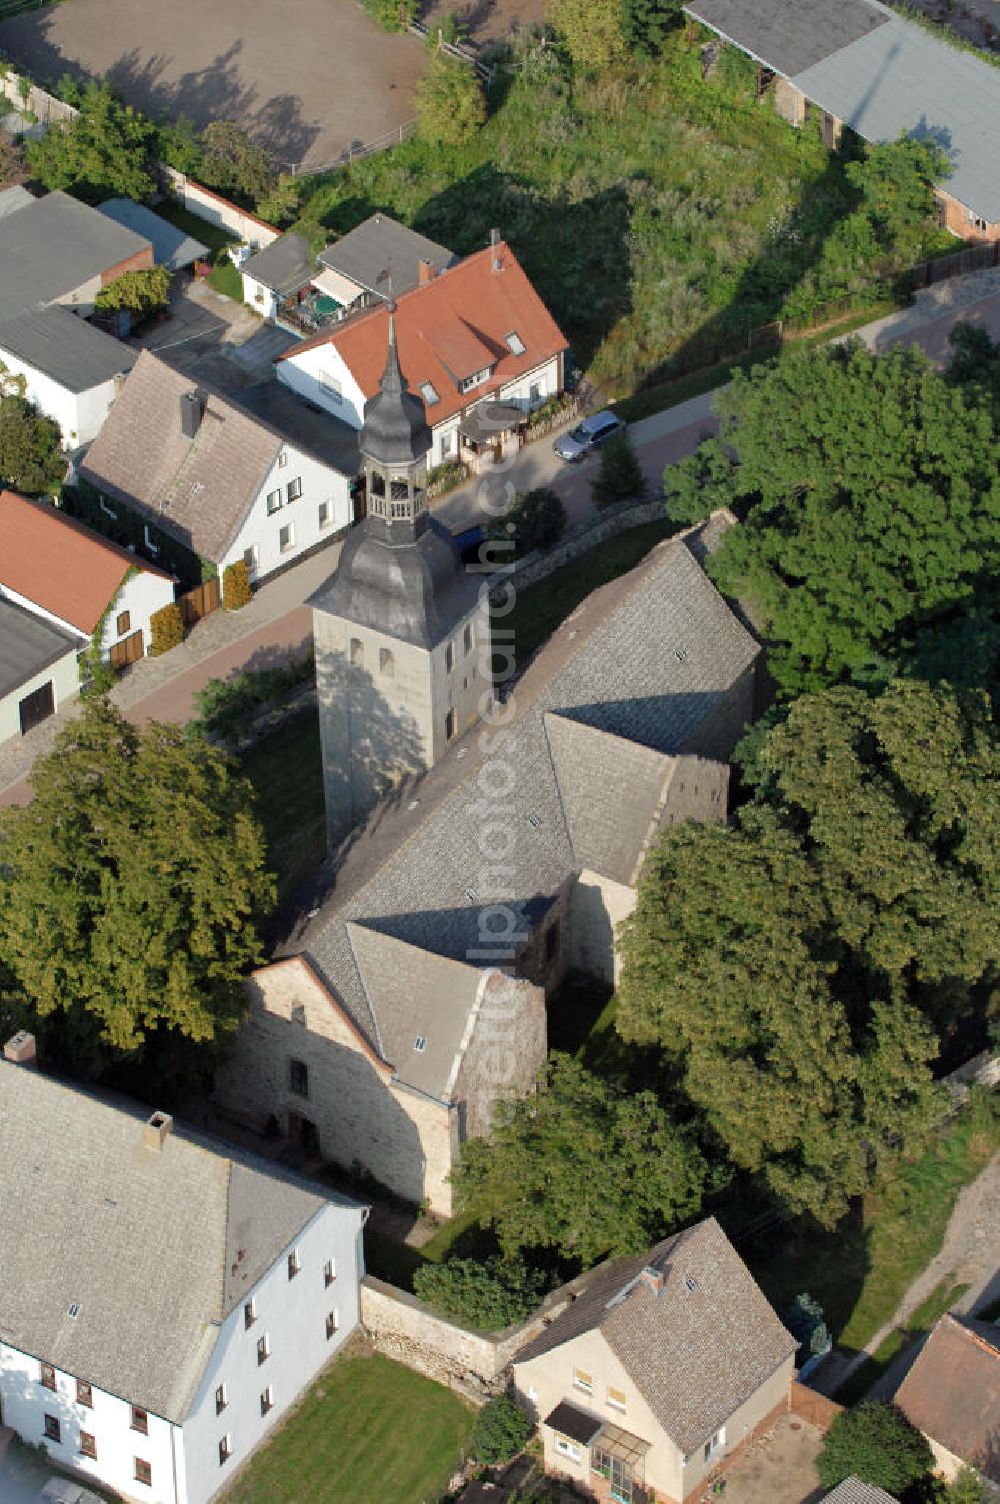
left=748, top=1092, right=1000, bottom=1355
left=221, top=1352, right=474, bottom=1504
left=154, top=198, right=237, bottom=256
left=498, top=519, right=677, bottom=673
left=837, top=1279, right=970, bottom=1405
left=239, top=709, right=326, bottom=904
left=208, top=256, right=245, bottom=300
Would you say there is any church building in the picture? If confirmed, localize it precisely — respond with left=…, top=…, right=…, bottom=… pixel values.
left=214, top=331, right=764, bottom=1215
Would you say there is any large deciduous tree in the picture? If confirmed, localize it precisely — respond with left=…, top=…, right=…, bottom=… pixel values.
left=664, top=343, right=1000, bottom=697
left=26, top=83, right=156, bottom=201
left=817, top=1403, right=934, bottom=1496
left=199, top=122, right=275, bottom=207
left=453, top=1054, right=707, bottom=1265
left=0, top=699, right=275, bottom=1066
left=0, top=395, right=65, bottom=496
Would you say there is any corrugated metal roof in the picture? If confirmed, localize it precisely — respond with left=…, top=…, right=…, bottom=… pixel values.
left=0, top=596, right=78, bottom=699
left=792, top=16, right=1000, bottom=221
left=96, top=198, right=208, bottom=270
left=0, top=305, right=136, bottom=393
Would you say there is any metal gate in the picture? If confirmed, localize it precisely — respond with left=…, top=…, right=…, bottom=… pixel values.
left=178, top=576, right=220, bottom=628
left=109, top=629, right=144, bottom=670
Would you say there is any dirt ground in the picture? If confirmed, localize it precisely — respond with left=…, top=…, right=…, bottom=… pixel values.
left=0, top=0, right=427, bottom=172
left=722, top=1415, right=826, bottom=1504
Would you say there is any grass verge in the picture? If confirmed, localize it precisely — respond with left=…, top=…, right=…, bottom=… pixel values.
left=220, top=1351, right=473, bottom=1504
left=836, top=1279, right=970, bottom=1405
left=238, top=708, right=325, bottom=904
left=154, top=198, right=237, bottom=255
left=749, top=1091, right=1000, bottom=1354
left=497, top=518, right=677, bottom=673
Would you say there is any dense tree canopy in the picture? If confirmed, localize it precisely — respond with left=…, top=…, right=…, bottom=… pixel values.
left=199, top=122, right=275, bottom=207
left=665, top=343, right=1000, bottom=696
left=616, top=679, right=998, bottom=1221
left=27, top=83, right=156, bottom=201
left=453, top=1054, right=707, bottom=1264
left=817, top=1403, right=934, bottom=1495
left=0, top=699, right=274, bottom=1069
left=486, top=486, right=566, bottom=558
left=415, top=54, right=486, bottom=146
left=545, top=0, right=626, bottom=71
left=0, top=395, right=65, bottom=496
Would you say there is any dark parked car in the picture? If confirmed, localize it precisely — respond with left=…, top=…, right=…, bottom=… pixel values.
left=553, top=409, right=625, bottom=462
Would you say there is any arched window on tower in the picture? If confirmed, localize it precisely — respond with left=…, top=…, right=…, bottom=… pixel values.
left=350, top=638, right=364, bottom=666
left=380, top=648, right=395, bottom=678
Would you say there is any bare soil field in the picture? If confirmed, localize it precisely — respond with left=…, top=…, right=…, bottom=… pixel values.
left=0, top=0, right=427, bottom=172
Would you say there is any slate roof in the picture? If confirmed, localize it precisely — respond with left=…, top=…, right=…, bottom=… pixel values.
left=242, top=232, right=316, bottom=297
left=79, top=350, right=291, bottom=563
left=0, top=597, right=78, bottom=699
left=0, top=490, right=173, bottom=636
left=96, top=198, right=208, bottom=271
left=685, top=0, right=888, bottom=77
left=281, top=524, right=759, bottom=1093
left=0, top=305, right=136, bottom=393
left=823, top=1481, right=900, bottom=1504
left=895, top=1313, right=1000, bottom=1479
left=0, top=1060, right=362, bottom=1422
left=515, top=1217, right=797, bottom=1456
left=0, top=190, right=150, bottom=323
left=318, top=213, right=458, bottom=298
left=278, top=242, right=568, bottom=428
left=686, top=0, right=1000, bottom=221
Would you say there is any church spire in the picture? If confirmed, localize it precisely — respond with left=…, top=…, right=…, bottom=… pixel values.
left=360, top=307, right=432, bottom=469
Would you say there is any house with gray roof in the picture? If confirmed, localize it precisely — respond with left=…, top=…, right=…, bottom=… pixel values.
left=512, top=1217, right=797, bottom=1504
left=686, top=0, right=1000, bottom=237
left=0, top=189, right=151, bottom=445
left=0, top=1036, right=365, bottom=1504
left=316, top=213, right=458, bottom=309
left=215, top=509, right=762, bottom=1215
left=80, top=349, right=355, bottom=582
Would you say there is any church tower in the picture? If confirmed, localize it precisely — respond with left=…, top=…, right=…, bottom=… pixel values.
left=312, top=314, right=493, bottom=847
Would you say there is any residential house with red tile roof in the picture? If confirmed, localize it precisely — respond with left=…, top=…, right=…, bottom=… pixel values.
left=895, top=1312, right=1000, bottom=1489
left=0, top=489, right=175, bottom=670
left=275, top=238, right=568, bottom=471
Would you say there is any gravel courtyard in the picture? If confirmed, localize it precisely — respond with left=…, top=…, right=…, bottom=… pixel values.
left=0, top=0, right=427, bottom=172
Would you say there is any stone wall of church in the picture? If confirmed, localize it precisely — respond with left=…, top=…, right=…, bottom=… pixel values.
left=452, top=972, right=547, bottom=1140
left=213, top=959, right=459, bottom=1214
left=678, top=662, right=757, bottom=763
left=568, top=870, right=638, bottom=986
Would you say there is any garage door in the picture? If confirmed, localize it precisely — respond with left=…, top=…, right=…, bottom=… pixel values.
left=18, top=680, right=54, bottom=735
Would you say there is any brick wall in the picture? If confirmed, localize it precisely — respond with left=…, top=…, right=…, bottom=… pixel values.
left=936, top=189, right=1000, bottom=244
left=789, top=1379, right=843, bottom=1432
left=100, top=246, right=155, bottom=284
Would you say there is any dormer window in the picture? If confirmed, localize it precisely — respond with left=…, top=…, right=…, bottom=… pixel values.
left=458, top=367, right=493, bottom=395
left=420, top=382, right=440, bottom=406
left=505, top=331, right=525, bottom=356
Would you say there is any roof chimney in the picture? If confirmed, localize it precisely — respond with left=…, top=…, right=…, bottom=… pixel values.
left=490, top=227, right=501, bottom=246
left=4, top=1031, right=37, bottom=1067
left=639, top=1266, right=666, bottom=1297
left=180, top=391, right=202, bottom=440
left=144, top=1110, right=173, bottom=1152
left=418, top=258, right=437, bottom=286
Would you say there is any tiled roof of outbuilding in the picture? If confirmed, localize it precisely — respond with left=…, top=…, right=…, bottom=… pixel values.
left=895, top=1312, right=1000, bottom=1479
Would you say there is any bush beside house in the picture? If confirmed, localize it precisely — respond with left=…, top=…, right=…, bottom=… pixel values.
left=150, top=601, right=184, bottom=655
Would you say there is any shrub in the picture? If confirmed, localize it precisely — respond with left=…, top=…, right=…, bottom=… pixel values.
left=782, top=1292, right=830, bottom=1364
left=193, top=651, right=315, bottom=742
left=413, top=1256, right=549, bottom=1330
left=818, top=1403, right=934, bottom=1496
left=364, top=0, right=418, bottom=31
left=471, top=1392, right=534, bottom=1466
left=95, top=265, right=171, bottom=316
left=486, top=486, right=567, bottom=559
left=222, top=560, right=252, bottom=611
left=149, top=602, right=184, bottom=656
left=591, top=431, right=645, bottom=509
left=416, top=54, right=486, bottom=147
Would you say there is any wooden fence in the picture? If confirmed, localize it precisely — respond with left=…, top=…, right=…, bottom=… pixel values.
left=790, top=1380, right=843, bottom=1431
left=178, top=576, right=220, bottom=629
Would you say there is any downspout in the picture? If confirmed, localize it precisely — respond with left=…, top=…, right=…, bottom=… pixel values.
left=170, top=1420, right=183, bottom=1504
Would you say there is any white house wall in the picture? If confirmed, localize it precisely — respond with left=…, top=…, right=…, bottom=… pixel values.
left=98, top=569, right=177, bottom=659
left=0, top=346, right=125, bottom=448
left=240, top=273, right=277, bottom=321
left=177, top=1203, right=364, bottom=1504
left=218, top=445, right=353, bottom=582
left=0, top=1338, right=179, bottom=1504
left=0, top=647, right=79, bottom=745
left=277, top=346, right=563, bottom=469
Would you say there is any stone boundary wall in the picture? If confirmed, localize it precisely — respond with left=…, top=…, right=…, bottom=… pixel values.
left=487, top=497, right=665, bottom=603
left=359, top=1267, right=597, bottom=1398
left=789, top=1379, right=843, bottom=1432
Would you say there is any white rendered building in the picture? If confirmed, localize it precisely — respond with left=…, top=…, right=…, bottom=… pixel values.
left=0, top=1036, right=366, bottom=1504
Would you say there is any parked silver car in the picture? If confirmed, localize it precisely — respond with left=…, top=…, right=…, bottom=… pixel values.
left=553, top=409, right=625, bottom=462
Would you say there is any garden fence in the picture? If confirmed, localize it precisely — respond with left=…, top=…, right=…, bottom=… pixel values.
left=276, top=119, right=417, bottom=178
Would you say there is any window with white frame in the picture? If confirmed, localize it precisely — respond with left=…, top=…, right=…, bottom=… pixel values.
left=458, top=367, right=493, bottom=394
left=420, top=381, right=440, bottom=406
left=325, top=1309, right=339, bottom=1339
left=79, top=1431, right=97, bottom=1460
left=260, top=1386, right=274, bottom=1416
left=440, top=430, right=454, bottom=456
left=266, top=489, right=283, bottom=515
left=572, top=1367, right=593, bottom=1395
left=43, top=1414, right=60, bottom=1444
left=244, top=543, right=260, bottom=573
left=218, top=1435, right=232, bottom=1465
left=215, top=1383, right=227, bottom=1415
left=505, top=331, right=526, bottom=356
left=134, top=1458, right=152, bottom=1487
left=324, top=1258, right=336, bottom=1287
left=257, top=1333, right=270, bottom=1365
left=279, top=522, right=295, bottom=553
left=319, top=499, right=332, bottom=529
left=244, top=1298, right=257, bottom=1329
left=288, top=1248, right=300, bottom=1280
left=607, top=1385, right=626, bottom=1412
left=286, top=477, right=302, bottom=503
left=554, top=1436, right=582, bottom=1462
